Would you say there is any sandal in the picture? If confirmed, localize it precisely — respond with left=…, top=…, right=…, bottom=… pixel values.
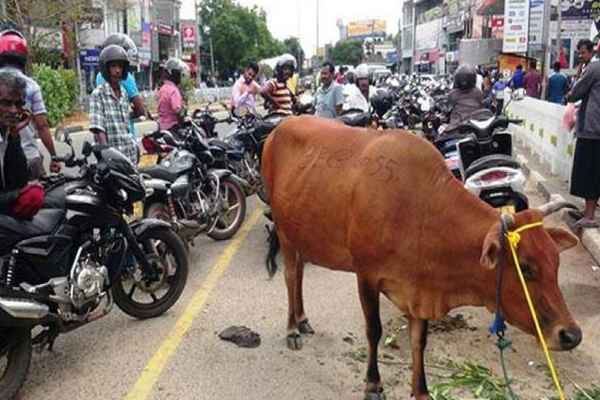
left=573, top=217, right=599, bottom=229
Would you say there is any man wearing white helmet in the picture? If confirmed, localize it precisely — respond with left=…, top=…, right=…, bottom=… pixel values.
left=260, top=54, right=297, bottom=114
left=343, top=64, right=376, bottom=112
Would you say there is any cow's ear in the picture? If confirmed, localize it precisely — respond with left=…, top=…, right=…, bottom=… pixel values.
left=546, top=227, right=579, bottom=252
left=480, top=227, right=500, bottom=270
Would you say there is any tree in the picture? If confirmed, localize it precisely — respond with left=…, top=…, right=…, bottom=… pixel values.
left=199, top=0, right=284, bottom=79
left=283, top=37, right=304, bottom=71
left=0, top=0, right=99, bottom=68
left=327, top=39, right=363, bottom=66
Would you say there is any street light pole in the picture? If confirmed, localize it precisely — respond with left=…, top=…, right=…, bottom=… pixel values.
left=195, top=0, right=202, bottom=87
left=316, top=0, right=319, bottom=68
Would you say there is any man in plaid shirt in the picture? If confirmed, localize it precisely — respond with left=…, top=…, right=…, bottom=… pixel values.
left=89, top=45, right=140, bottom=164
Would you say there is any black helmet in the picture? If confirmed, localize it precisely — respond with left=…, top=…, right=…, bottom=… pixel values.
left=99, top=44, right=130, bottom=81
left=100, top=33, right=138, bottom=67
left=454, top=64, right=476, bottom=91
left=370, top=88, right=393, bottom=117
left=164, top=58, right=182, bottom=84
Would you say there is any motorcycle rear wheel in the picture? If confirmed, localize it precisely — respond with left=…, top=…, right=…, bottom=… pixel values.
left=113, top=228, right=188, bottom=319
left=208, top=178, right=247, bottom=241
left=0, top=329, right=31, bottom=400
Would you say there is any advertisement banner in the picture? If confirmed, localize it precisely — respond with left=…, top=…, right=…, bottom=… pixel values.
left=181, top=23, right=196, bottom=49
left=528, top=0, right=545, bottom=47
left=492, top=15, right=505, bottom=37
left=561, top=0, right=600, bottom=20
left=415, top=19, right=442, bottom=50
left=347, top=20, right=386, bottom=38
left=503, top=0, right=530, bottom=53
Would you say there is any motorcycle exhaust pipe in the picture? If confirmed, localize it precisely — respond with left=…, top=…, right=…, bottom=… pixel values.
left=0, top=297, right=49, bottom=319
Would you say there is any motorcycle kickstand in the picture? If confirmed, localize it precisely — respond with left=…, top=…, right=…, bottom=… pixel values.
left=32, top=328, right=59, bottom=353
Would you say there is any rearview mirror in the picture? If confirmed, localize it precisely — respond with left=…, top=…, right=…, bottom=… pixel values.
left=54, top=127, right=71, bottom=144
left=235, top=106, right=250, bottom=117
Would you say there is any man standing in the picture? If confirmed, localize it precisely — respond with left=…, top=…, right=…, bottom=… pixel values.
left=89, top=45, right=139, bottom=164
left=0, top=71, right=44, bottom=218
left=343, top=63, right=375, bottom=112
left=565, top=40, right=600, bottom=228
left=575, top=39, right=594, bottom=79
left=96, top=33, right=146, bottom=140
left=261, top=54, right=296, bottom=115
left=314, top=62, right=344, bottom=118
left=523, top=61, right=542, bottom=98
left=509, top=64, right=524, bottom=90
left=231, top=61, right=260, bottom=113
left=0, top=29, right=59, bottom=179
left=546, top=62, right=569, bottom=104
left=157, top=58, right=185, bottom=131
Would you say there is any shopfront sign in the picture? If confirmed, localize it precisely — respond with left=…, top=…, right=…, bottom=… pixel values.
left=503, top=0, right=529, bottom=53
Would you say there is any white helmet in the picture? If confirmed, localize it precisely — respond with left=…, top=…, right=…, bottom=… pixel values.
left=355, top=64, right=370, bottom=80
left=276, top=53, right=297, bottom=70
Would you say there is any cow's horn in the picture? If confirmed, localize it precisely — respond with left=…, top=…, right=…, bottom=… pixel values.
left=537, top=201, right=577, bottom=217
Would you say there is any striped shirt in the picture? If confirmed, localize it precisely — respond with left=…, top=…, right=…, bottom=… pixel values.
left=265, top=79, right=293, bottom=114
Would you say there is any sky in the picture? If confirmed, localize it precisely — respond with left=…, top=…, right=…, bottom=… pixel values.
left=180, top=0, right=402, bottom=57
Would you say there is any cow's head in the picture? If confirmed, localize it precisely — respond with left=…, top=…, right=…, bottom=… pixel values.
left=480, top=201, right=581, bottom=351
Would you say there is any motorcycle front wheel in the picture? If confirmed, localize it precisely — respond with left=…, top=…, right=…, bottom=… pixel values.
left=207, top=178, right=247, bottom=241
left=0, top=329, right=31, bottom=400
left=113, top=228, right=188, bottom=319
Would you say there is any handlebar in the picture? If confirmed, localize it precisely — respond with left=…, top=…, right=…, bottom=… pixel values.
left=507, top=119, right=524, bottom=125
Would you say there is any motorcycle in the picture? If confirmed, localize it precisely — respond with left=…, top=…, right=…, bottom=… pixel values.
left=140, top=122, right=247, bottom=243
left=437, top=108, right=528, bottom=212
left=0, top=135, right=188, bottom=399
left=210, top=109, right=286, bottom=203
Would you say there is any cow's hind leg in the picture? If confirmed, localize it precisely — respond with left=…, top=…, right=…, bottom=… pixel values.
left=357, top=275, right=386, bottom=400
left=408, top=316, right=431, bottom=400
left=280, top=234, right=305, bottom=350
left=294, top=261, right=314, bottom=335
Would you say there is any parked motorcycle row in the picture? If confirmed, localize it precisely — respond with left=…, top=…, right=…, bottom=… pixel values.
left=333, top=72, right=529, bottom=215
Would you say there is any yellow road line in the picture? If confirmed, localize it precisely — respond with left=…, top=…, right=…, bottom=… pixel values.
left=124, top=208, right=263, bottom=400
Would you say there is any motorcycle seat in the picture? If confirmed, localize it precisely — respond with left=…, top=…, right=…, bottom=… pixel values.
left=138, top=165, right=179, bottom=183
left=0, top=209, right=64, bottom=250
left=464, top=154, right=521, bottom=179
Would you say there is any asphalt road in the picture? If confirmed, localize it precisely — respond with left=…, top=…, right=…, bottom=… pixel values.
left=15, top=123, right=600, bottom=400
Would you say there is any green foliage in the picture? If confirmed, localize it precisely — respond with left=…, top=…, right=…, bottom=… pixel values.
left=57, top=67, right=80, bottom=110
left=571, top=386, right=600, bottom=400
left=327, top=39, right=364, bottom=66
left=431, top=362, right=513, bottom=400
left=199, top=0, right=284, bottom=78
left=31, top=64, right=79, bottom=127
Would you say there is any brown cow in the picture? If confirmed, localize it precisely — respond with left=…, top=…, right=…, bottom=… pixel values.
left=261, top=116, right=582, bottom=400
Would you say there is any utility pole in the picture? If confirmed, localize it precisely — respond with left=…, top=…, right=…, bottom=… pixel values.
left=316, top=0, right=319, bottom=68
left=209, top=37, right=215, bottom=78
left=195, top=0, right=202, bottom=87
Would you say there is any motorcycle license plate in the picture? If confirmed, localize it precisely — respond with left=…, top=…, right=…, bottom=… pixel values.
left=139, top=153, right=158, bottom=167
left=499, top=205, right=516, bottom=214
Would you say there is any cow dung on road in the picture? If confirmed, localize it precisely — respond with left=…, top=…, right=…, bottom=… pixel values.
left=219, top=326, right=261, bottom=348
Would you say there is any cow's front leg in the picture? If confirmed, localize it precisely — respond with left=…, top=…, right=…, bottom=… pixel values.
left=409, top=316, right=430, bottom=400
left=357, top=275, right=386, bottom=400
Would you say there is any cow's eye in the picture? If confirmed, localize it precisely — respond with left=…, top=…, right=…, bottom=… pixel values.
left=520, top=264, right=534, bottom=280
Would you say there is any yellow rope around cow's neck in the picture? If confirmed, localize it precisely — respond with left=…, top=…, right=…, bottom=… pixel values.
left=505, top=221, right=566, bottom=400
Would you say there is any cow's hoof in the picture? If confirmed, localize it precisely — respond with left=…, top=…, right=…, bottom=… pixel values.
left=286, top=333, right=303, bottom=350
left=299, top=321, right=315, bottom=335
left=412, top=395, right=431, bottom=400
left=363, top=389, right=386, bottom=400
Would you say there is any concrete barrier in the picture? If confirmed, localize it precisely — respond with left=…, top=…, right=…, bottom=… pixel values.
left=505, top=97, right=575, bottom=182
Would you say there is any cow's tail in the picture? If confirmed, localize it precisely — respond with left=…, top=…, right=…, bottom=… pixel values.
left=266, top=224, right=280, bottom=277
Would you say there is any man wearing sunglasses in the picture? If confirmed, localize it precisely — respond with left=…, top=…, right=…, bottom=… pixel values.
left=231, top=61, right=261, bottom=114
left=0, top=71, right=44, bottom=219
